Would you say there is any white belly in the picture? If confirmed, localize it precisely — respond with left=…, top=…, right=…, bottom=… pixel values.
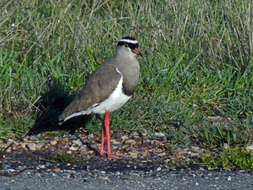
left=91, top=76, right=131, bottom=114
left=63, top=74, right=131, bottom=122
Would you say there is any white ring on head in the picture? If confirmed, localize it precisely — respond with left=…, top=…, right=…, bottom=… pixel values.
left=118, top=39, right=138, bottom=44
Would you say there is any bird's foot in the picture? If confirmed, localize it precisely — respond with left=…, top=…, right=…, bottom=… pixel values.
left=100, top=150, right=105, bottom=157
left=100, top=151, right=120, bottom=160
left=107, top=153, right=120, bottom=160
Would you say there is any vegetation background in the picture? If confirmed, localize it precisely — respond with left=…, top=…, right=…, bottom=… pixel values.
left=0, top=0, right=253, bottom=162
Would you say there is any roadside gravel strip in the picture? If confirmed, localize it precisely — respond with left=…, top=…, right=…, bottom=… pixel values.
left=1, top=167, right=253, bottom=190
left=1, top=132, right=253, bottom=190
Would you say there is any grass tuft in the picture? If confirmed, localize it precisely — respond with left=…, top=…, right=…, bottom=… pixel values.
left=44, top=152, right=85, bottom=163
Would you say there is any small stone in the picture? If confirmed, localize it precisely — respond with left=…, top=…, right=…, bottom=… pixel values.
left=224, top=143, right=229, bottom=149
left=69, top=146, right=78, bottom=151
left=50, top=140, right=58, bottom=145
left=116, top=171, right=121, bottom=176
left=164, top=159, right=170, bottom=163
left=132, top=132, right=139, bottom=137
left=143, top=139, right=151, bottom=144
left=158, top=152, right=167, bottom=157
left=26, top=143, right=36, bottom=151
left=88, top=134, right=94, bottom=139
left=49, top=146, right=57, bottom=152
left=246, top=145, right=253, bottom=152
left=190, top=152, right=200, bottom=157
left=140, top=151, right=150, bottom=158
left=79, top=146, right=88, bottom=154
left=121, top=135, right=128, bottom=141
left=155, top=147, right=166, bottom=153
left=29, top=136, right=39, bottom=141
left=111, top=139, right=121, bottom=145
left=141, top=129, right=148, bottom=136
left=37, top=165, right=46, bottom=169
left=99, top=176, right=109, bottom=180
left=73, top=139, right=82, bottom=146
left=124, top=139, right=136, bottom=145
left=53, top=168, right=61, bottom=173
left=36, top=143, right=44, bottom=150
left=129, top=152, right=138, bottom=158
left=23, top=137, right=30, bottom=142
left=59, top=141, right=66, bottom=146
left=191, top=146, right=202, bottom=153
left=154, top=132, right=165, bottom=137
left=157, top=167, right=161, bottom=171
left=88, top=150, right=94, bottom=154
left=7, top=169, right=16, bottom=172
left=6, top=146, right=12, bottom=152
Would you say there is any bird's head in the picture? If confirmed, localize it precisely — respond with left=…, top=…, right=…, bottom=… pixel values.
left=116, top=36, right=142, bottom=58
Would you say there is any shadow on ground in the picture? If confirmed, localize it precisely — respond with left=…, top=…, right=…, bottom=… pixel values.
left=27, top=79, right=91, bottom=136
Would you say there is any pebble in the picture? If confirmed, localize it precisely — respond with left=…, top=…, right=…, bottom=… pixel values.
left=53, top=168, right=61, bottom=173
left=121, top=135, right=128, bottom=142
left=37, top=165, right=46, bottom=169
left=69, top=146, right=79, bottom=151
left=73, top=139, right=82, bottom=146
left=79, top=146, right=88, bottom=154
left=124, top=139, right=136, bottom=145
left=158, top=152, right=167, bottom=157
left=50, top=140, right=58, bottom=146
left=36, top=143, right=45, bottom=150
left=132, top=132, right=139, bottom=136
left=190, top=152, right=200, bottom=157
left=140, top=151, right=150, bottom=157
left=154, top=132, right=165, bottom=137
left=99, top=176, right=109, bottom=180
left=224, top=143, right=229, bottom=149
left=87, top=134, right=94, bottom=139
left=6, top=146, right=12, bottom=152
left=129, top=152, right=138, bottom=158
left=116, top=171, right=121, bottom=176
left=111, top=139, right=121, bottom=145
left=26, top=143, right=36, bottom=151
left=191, top=146, right=202, bottom=153
left=246, top=145, right=253, bottom=152
left=88, top=150, right=94, bottom=154
left=0, top=130, right=204, bottom=172
left=23, top=137, right=29, bottom=143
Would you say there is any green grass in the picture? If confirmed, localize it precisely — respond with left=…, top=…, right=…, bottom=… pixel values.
left=1, top=0, right=253, bottom=165
left=198, top=148, right=253, bottom=170
left=44, top=152, right=85, bottom=163
left=166, top=147, right=253, bottom=170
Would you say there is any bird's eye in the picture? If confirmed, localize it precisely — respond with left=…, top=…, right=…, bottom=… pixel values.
left=124, top=44, right=129, bottom=48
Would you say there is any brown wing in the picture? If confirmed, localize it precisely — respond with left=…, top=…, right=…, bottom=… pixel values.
left=58, top=62, right=121, bottom=121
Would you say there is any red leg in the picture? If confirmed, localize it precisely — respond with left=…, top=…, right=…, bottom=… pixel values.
left=99, top=122, right=105, bottom=157
left=104, top=110, right=119, bottom=159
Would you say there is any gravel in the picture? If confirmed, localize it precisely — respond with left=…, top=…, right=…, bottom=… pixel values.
left=1, top=132, right=253, bottom=189
left=1, top=167, right=253, bottom=190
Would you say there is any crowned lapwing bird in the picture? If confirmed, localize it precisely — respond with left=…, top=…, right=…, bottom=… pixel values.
left=58, top=37, right=142, bottom=159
